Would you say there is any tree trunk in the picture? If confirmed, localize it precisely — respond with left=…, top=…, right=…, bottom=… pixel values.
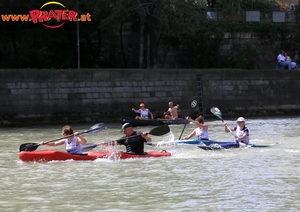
left=120, top=21, right=127, bottom=68
left=139, top=16, right=147, bottom=68
left=147, top=15, right=160, bottom=68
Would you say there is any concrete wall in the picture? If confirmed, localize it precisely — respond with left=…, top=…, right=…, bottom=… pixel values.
left=0, top=69, right=299, bottom=126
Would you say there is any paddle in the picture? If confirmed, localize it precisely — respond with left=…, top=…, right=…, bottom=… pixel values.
left=211, top=107, right=234, bottom=133
left=86, top=125, right=171, bottom=151
left=19, top=123, right=107, bottom=152
left=210, top=107, right=225, bottom=122
left=178, top=119, right=188, bottom=140
left=210, top=107, right=238, bottom=140
left=179, top=99, right=201, bottom=140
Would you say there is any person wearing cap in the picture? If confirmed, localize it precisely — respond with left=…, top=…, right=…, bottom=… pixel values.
left=104, top=123, right=152, bottom=155
left=132, top=103, right=154, bottom=120
left=224, top=117, right=249, bottom=145
left=163, top=102, right=179, bottom=120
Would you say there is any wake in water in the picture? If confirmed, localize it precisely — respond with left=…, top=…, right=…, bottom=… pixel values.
left=154, top=130, right=175, bottom=146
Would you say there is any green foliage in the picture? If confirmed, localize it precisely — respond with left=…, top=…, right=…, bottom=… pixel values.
left=215, top=0, right=281, bottom=14
left=182, top=28, right=224, bottom=68
left=225, top=42, right=264, bottom=69
left=0, top=0, right=297, bottom=69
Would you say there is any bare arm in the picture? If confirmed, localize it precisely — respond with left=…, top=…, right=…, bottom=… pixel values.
left=132, top=108, right=140, bottom=113
left=236, top=131, right=248, bottom=141
left=223, top=122, right=234, bottom=132
left=40, top=139, right=65, bottom=146
left=148, top=110, right=154, bottom=119
left=75, top=133, right=87, bottom=145
left=164, top=108, right=170, bottom=115
left=141, top=132, right=152, bottom=142
left=187, top=117, right=208, bottom=131
left=182, top=130, right=196, bottom=140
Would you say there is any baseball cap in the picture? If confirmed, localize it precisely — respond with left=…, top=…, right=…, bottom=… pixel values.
left=139, top=103, right=145, bottom=107
left=236, top=117, right=245, bottom=122
left=121, top=122, right=132, bottom=132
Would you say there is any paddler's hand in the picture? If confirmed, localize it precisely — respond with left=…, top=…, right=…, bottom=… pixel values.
left=40, top=141, right=46, bottom=145
left=101, top=141, right=117, bottom=146
left=141, top=132, right=151, bottom=142
left=101, top=141, right=108, bottom=146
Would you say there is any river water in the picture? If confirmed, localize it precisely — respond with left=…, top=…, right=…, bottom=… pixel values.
left=1, top=117, right=299, bottom=212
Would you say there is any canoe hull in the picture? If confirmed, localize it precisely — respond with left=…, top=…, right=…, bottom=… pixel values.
left=19, top=150, right=171, bottom=162
left=122, top=117, right=186, bottom=127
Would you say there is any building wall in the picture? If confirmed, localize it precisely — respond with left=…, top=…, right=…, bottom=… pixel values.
left=0, top=69, right=299, bottom=126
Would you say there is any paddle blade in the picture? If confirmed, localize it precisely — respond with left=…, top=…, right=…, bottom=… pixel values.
left=210, top=107, right=223, bottom=121
left=191, top=99, right=198, bottom=109
left=148, top=125, right=170, bottom=136
left=84, top=123, right=107, bottom=135
left=19, top=143, right=40, bottom=152
left=80, top=143, right=99, bottom=152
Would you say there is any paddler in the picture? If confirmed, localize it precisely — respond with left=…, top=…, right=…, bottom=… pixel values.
left=40, top=125, right=87, bottom=154
left=224, top=117, right=250, bottom=145
left=102, top=122, right=152, bottom=155
left=181, top=115, right=209, bottom=140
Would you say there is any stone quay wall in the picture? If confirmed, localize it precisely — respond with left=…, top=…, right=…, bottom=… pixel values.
left=0, top=69, right=299, bottom=126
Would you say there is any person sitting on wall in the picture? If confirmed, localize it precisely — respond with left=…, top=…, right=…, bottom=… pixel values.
left=277, top=50, right=295, bottom=70
left=284, top=52, right=298, bottom=70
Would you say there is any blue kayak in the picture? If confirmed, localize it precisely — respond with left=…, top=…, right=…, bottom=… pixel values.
left=147, top=139, right=232, bottom=146
left=198, top=142, right=278, bottom=150
left=147, top=139, right=278, bottom=150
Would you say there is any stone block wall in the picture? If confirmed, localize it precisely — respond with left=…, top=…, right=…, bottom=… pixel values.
left=0, top=69, right=299, bottom=126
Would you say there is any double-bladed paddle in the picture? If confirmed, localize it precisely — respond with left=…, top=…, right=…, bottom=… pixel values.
left=178, top=99, right=200, bottom=140
left=210, top=107, right=224, bottom=122
left=210, top=107, right=237, bottom=138
left=81, top=125, right=171, bottom=152
left=178, top=119, right=188, bottom=140
left=211, top=107, right=231, bottom=130
left=19, top=123, right=107, bottom=152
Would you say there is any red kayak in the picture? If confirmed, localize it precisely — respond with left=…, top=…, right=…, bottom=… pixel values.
left=19, top=149, right=171, bottom=162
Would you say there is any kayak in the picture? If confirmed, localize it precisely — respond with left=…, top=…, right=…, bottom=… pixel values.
left=147, top=139, right=231, bottom=146
left=19, top=149, right=171, bottom=162
left=121, top=117, right=187, bottom=127
left=198, top=142, right=278, bottom=150
left=147, top=139, right=278, bottom=150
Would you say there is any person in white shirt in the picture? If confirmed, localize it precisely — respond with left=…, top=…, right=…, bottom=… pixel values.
left=181, top=115, right=209, bottom=140
left=224, top=117, right=249, bottom=145
left=132, top=103, right=154, bottom=120
left=277, top=50, right=295, bottom=70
